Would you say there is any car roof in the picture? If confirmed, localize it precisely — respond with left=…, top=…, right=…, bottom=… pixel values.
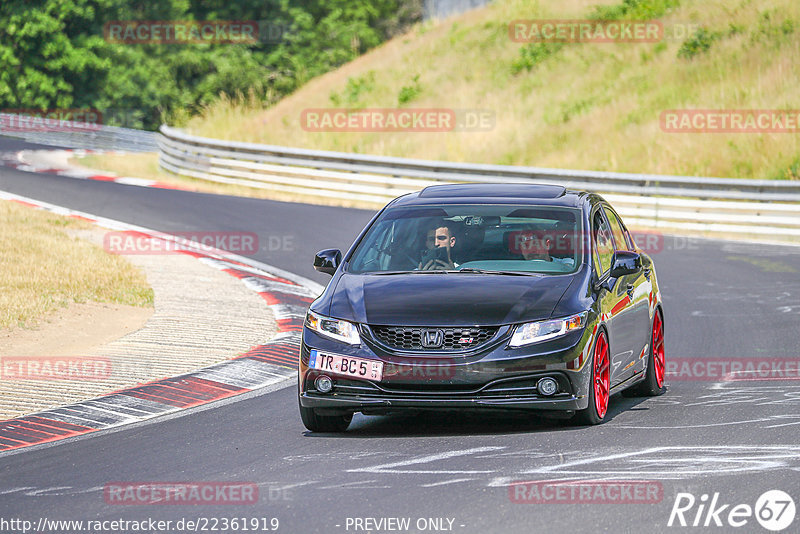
left=390, top=183, right=590, bottom=208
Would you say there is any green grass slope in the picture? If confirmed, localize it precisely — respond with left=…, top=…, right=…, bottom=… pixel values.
left=187, top=0, right=800, bottom=179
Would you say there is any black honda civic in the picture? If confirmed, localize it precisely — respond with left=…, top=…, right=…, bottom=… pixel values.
left=298, top=183, right=665, bottom=431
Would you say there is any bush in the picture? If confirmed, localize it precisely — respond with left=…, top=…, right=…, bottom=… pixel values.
left=776, top=158, right=800, bottom=180
left=330, top=72, right=377, bottom=106
left=511, top=43, right=562, bottom=74
left=678, top=27, right=718, bottom=59
left=590, top=0, right=681, bottom=22
left=397, top=74, right=422, bottom=104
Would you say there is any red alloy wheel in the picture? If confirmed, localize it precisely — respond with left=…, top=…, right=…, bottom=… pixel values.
left=593, top=333, right=610, bottom=419
left=652, top=311, right=665, bottom=388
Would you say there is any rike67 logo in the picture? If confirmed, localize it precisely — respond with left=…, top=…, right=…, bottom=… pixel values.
left=668, top=490, right=796, bottom=531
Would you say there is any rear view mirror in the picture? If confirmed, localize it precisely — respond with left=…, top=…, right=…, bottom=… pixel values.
left=610, top=250, right=642, bottom=278
left=463, top=215, right=501, bottom=227
left=314, top=249, right=342, bottom=275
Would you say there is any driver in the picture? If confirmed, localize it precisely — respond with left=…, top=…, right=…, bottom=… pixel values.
left=419, top=222, right=458, bottom=270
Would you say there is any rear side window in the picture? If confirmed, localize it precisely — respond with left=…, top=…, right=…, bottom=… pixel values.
left=603, top=207, right=631, bottom=251
left=592, top=211, right=614, bottom=275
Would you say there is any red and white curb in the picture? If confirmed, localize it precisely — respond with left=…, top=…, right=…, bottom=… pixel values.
left=0, top=149, right=188, bottom=190
left=0, top=190, right=322, bottom=453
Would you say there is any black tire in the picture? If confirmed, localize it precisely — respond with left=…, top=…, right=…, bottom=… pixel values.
left=622, top=309, right=666, bottom=397
left=574, top=330, right=610, bottom=426
left=299, top=400, right=352, bottom=432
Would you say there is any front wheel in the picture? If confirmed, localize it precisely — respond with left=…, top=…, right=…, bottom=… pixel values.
left=574, top=329, right=610, bottom=425
left=623, top=309, right=666, bottom=397
left=299, top=400, right=352, bottom=432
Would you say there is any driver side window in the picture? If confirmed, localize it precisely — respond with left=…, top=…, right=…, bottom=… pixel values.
left=592, top=211, right=614, bottom=276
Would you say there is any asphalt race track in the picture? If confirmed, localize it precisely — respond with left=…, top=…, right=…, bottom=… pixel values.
left=1, top=136, right=799, bottom=533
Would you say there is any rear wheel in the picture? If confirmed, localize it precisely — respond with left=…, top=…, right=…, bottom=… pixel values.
left=623, top=309, right=666, bottom=397
left=299, top=399, right=352, bottom=432
left=574, top=330, right=610, bottom=425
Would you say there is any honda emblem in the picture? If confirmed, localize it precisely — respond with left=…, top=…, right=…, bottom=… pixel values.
left=421, top=329, right=444, bottom=348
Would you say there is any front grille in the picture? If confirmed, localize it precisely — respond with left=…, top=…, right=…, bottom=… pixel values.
left=369, top=326, right=498, bottom=351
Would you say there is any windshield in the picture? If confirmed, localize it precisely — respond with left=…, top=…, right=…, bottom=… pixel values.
left=347, top=204, right=583, bottom=274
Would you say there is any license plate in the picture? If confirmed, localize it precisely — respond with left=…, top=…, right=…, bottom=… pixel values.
left=309, top=350, right=384, bottom=381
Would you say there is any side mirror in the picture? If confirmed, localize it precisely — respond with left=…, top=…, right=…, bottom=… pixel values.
left=314, top=249, right=342, bottom=275
left=610, top=250, right=642, bottom=278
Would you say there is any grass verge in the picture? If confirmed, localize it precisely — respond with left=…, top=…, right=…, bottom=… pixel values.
left=0, top=200, right=154, bottom=329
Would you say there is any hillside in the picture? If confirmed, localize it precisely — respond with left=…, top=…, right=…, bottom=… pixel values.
left=186, top=0, right=800, bottom=179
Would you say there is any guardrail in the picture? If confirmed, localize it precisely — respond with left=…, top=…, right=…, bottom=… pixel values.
left=157, top=124, right=800, bottom=240
left=0, top=113, right=158, bottom=152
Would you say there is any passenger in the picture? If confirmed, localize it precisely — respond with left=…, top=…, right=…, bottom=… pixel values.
left=518, top=228, right=574, bottom=268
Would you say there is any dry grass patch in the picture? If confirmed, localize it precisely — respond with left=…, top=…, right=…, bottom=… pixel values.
left=0, top=201, right=153, bottom=329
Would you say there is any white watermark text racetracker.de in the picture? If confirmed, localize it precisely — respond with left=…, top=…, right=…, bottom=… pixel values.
left=0, top=516, right=280, bottom=533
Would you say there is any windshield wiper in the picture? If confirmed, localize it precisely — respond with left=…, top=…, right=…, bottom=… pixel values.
left=362, top=267, right=541, bottom=276
left=455, top=268, right=540, bottom=276
left=364, top=269, right=539, bottom=276
left=368, top=270, right=449, bottom=275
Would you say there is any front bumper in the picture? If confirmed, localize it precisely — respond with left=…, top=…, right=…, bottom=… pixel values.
left=299, top=323, right=596, bottom=415
left=300, top=389, right=583, bottom=415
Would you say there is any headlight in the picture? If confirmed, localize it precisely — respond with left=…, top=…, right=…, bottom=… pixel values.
left=305, top=310, right=361, bottom=345
left=508, top=312, right=587, bottom=348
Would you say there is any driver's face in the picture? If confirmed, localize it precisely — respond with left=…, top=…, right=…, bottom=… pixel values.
left=435, top=227, right=455, bottom=250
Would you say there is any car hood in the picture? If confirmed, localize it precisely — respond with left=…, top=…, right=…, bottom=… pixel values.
left=326, top=273, right=575, bottom=326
